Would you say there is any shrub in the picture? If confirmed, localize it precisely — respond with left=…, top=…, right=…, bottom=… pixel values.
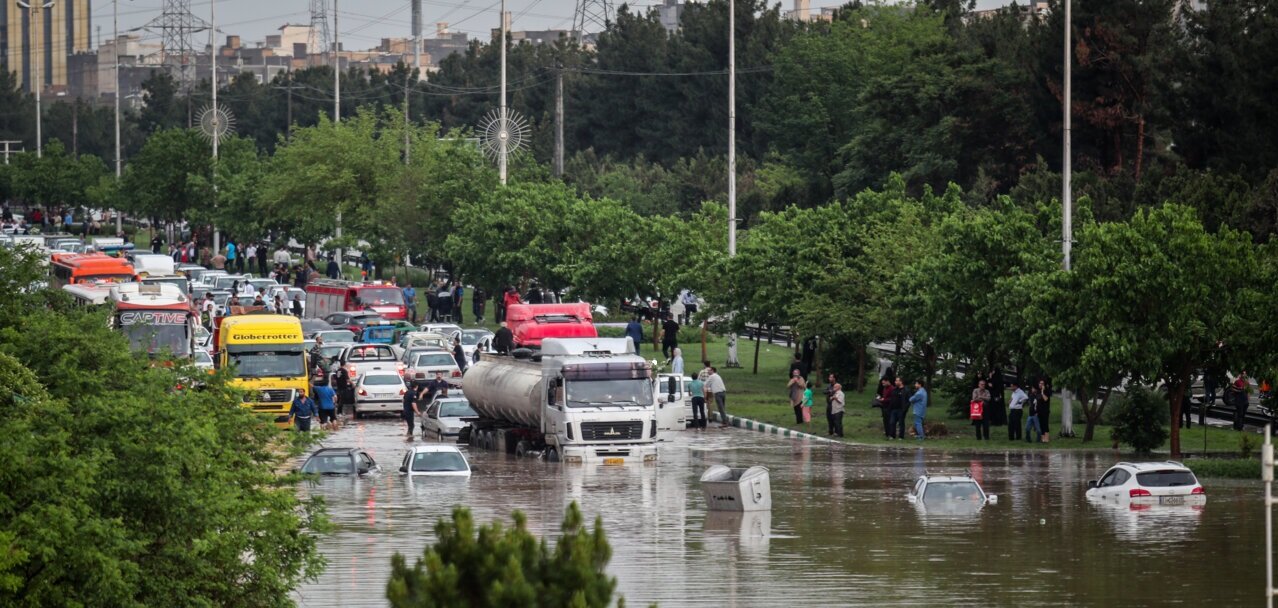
left=1109, top=387, right=1169, bottom=454
left=1186, top=458, right=1261, bottom=480
left=387, top=502, right=623, bottom=608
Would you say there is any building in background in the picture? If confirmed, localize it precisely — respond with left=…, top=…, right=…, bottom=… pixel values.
left=0, top=0, right=92, bottom=93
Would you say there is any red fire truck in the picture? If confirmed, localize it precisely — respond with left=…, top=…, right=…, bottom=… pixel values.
left=304, top=279, right=409, bottom=321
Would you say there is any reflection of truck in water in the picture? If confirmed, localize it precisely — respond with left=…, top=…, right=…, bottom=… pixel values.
left=463, top=337, right=659, bottom=464
left=216, top=314, right=308, bottom=424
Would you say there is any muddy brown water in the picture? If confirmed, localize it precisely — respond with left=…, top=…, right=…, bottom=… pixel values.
left=293, top=420, right=1262, bottom=607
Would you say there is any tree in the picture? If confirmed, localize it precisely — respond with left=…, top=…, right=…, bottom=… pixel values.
left=386, top=502, right=620, bottom=608
left=0, top=246, right=327, bottom=607
left=9, top=140, right=107, bottom=210
left=443, top=182, right=576, bottom=294
left=119, top=128, right=212, bottom=223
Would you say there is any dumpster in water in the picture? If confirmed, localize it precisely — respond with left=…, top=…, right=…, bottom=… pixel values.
left=700, top=465, right=772, bottom=512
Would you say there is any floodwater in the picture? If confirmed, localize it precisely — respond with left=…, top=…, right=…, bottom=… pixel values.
left=294, top=420, right=1263, bottom=607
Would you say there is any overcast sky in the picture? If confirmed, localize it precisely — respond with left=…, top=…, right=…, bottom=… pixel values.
left=101, top=0, right=1009, bottom=49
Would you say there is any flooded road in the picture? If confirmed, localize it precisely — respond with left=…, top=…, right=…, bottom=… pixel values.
left=295, top=421, right=1263, bottom=607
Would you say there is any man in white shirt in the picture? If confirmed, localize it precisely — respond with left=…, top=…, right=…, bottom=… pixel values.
left=200, top=293, right=217, bottom=329
left=273, top=246, right=291, bottom=267
left=1007, top=381, right=1028, bottom=441
left=830, top=383, right=846, bottom=437
left=671, top=348, right=684, bottom=375
left=704, top=367, right=727, bottom=427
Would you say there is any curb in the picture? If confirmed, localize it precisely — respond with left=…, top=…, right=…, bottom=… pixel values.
left=711, top=412, right=847, bottom=444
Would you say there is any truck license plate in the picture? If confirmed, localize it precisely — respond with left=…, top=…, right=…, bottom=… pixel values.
left=603, top=458, right=625, bottom=465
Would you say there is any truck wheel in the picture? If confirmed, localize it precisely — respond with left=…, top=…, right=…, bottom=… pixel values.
left=457, top=427, right=471, bottom=444
left=515, top=440, right=530, bottom=458
left=545, top=447, right=560, bottom=463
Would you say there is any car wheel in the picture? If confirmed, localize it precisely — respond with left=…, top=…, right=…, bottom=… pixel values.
left=353, top=409, right=363, bottom=420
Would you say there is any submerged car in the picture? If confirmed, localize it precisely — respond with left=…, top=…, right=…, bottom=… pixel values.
left=301, top=447, right=380, bottom=476
left=398, top=445, right=471, bottom=477
left=353, top=370, right=407, bottom=419
left=1086, top=461, right=1206, bottom=507
left=908, top=473, right=997, bottom=514
left=420, top=396, right=478, bottom=438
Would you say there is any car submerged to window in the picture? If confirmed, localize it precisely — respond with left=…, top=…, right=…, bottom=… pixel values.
left=420, top=396, right=478, bottom=438
left=301, top=447, right=380, bottom=476
left=908, top=473, right=997, bottom=515
left=1086, top=461, right=1206, bottom=507
left=398, top=445, right=471, bottom=477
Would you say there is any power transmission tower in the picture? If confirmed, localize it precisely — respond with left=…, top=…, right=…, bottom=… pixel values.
left=307, top=0, right=332, bottom=65
left=572, top=0, right=613, bottom=38
left=145, top=0, right=209, bottom=93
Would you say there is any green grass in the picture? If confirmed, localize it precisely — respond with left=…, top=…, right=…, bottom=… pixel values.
left=1186, top=458, right=1262, bottom=479
left=698, top=335, right=1252, bottom=454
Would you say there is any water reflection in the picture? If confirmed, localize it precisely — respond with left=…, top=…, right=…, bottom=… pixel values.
left=295, top=420, right=1263, bottom=608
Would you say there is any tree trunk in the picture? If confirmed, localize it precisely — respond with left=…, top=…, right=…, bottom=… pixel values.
left=812, top=337, right=823, bottom=389
left=894, top=337, right=902, bottom=371
left=752, top=328, right=761, bottom=375
left=922, top=343, right=937, bottom=408
left=1134, top=114, right=1146, bottom=181
left=1169, top=376, right=1188, bottom=459
left=856, top=344, right=866, bottom=392
left=1079, top=388, right=1097, bottom=442
left=700, top=320, right=707, bottom=365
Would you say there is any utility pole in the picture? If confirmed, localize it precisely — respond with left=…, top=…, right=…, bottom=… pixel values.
left=0, top=141, right=22, bottom=164
left=727, top=0, right=736, bottom=256
left=498, top=0, right=508, bottom=185
left=333, top=0, right=342, bottom=268
left=211, top=0, right=220, bottom=253
left=114, top=0, right=122, bottom=234
left=1060, top=0, right=1074, bottom=437
left=554, top=67, right=564, bottom=177
left=1264, top=425, right=1275, bottom=608
left=404, top=70, right=411, bottom=165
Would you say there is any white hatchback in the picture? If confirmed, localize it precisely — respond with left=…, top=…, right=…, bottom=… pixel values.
left=398, top=445, right=471, bottom=477
left=1086, top=461, right=1206, bottom=507
left=420, top=396, right=478, bottom=438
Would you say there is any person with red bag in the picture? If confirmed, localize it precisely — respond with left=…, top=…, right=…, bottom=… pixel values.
left=971, top=378, right=991, bottom=441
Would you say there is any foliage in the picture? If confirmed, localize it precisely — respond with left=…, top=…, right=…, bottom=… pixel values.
left=386, top=502, right=622, bottom=608
left=1108, top=387, right=1169, bottom=454
left=1185, top=457, right=1260, bottom=480
left=0, top=246, right=327, bottom=607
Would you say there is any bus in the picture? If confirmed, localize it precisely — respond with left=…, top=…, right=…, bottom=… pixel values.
left=50, top=253, right=136, bottom=288
left=216, top=314, right=308, bottom=424
left=62, top=282, right=197, bottom=358
left=305, top=278, right=408, bottom=321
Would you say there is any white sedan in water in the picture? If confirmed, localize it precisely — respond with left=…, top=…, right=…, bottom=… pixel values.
left=1086, top=461, right=1206, bottom=507
left=907, top=473, right=997, bottom=515
left=398, top=445, right=471, bottom=477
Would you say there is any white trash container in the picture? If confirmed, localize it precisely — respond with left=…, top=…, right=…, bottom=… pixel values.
left=700, top=465, right=772, bottom=512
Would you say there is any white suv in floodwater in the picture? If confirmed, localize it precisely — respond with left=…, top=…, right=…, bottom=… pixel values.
left=1086, top=461, right=1206, bottom=506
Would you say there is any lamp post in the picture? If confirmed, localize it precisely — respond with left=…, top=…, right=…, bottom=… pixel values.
left=498, top=0, right=508, bottom=185
left=17, top=1, right=55, bottom=158
left=1059, top=0, right=1075, bottom=437
left=114, top=0, right=122, bottom=234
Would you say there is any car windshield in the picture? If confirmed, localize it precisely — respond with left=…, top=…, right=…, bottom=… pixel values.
left=360, top=288, right=404, bottom=306
left=319, top=331, right=356, bottom=343
left=460, top=332, right=487, bottom=345
left=193, top=350, right=213, bottom=364
left=411, top=451, right=468, bottom=472
left=302, top=453, right=353, bottom=474
left=565, top=379, right=653, bottom=407
left=438, top=400, right=476, bottom=417
left=415, top=353, right=457, bottom=367
left=229, top=350, right=306, bottom=378
left=363, top=374, right=403, bottom=386
left=921, top=481, right=984, bottom=506
left=1136, top=470, right=1197, bottom=487
left=121, top=323, right=191, bottom=357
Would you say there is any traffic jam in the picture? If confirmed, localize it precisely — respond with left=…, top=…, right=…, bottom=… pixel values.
left=11, top=233, right=1211, bottom=514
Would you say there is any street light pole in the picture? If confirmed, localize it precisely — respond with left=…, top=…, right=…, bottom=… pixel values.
left=727, top=0, right=736, bottom=257
left=1059, top=0, right=1075, bottom=438
left=498, top=0, right=508, bottom=185
left=333, top=0, right=342, bottom=268
left=211, top=0, right=221, bottom=253
left=114, top=0, right=122, bottom=234
left=19, top=1, right=54, bottom=158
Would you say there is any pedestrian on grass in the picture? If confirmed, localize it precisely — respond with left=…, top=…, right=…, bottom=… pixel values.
left=671, top=348, right=685, bottom=375
left=472, top=287, right=487, bottom=324
left=1008, top=381, right=1027, bottom=441
left=289, top=392, right=317, bottom=433
left=1024, top=385, right=1042, bottom=443
left=802, top=382, right=814, bottom=426
left=313, top=380, right=338, bottom=431
left=226, top=240, right=239, bottom=273
left=830, top=383, right=845, bottom=437
left=625, top=317, right=645, bottom=354
left=1228, top=371, right=1250, bottom=431
left=403, top=282, right=417, bottom=324
left=705, top=367, right=727, bottom=426
left=1036, top=379, right=1052, bottom=442
left=824, top=373, right=838, bottom=436
left=875, top=378, right=894, bottom=439
left=661, top=314, right=680, bottom=359
left=453, top=283, right=465, bottom=324
left=910, top=380, right=928, bottom=440
left=788, top=369, right=808, bottom=425
left=971, top=379, right=991, bottom=441
left=244, top=243, right=257, bottom=273
left=326, top=255, right=340, bottom=279
left=891, top=377, right=908, bottom=439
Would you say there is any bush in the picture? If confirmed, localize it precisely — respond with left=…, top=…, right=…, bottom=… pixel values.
left=1109, top=387, right=1169, bottom=454
left=1186, top=458, right=1261, bottom=479
left=387, top=502, right=624, bottom=608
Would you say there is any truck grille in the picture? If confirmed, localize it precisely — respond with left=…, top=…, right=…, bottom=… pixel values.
left=250, top=389, right=295, bottom=403
left=579, top=421, right=645, bottom=441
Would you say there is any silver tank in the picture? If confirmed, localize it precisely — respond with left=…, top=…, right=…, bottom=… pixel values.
left=463, top=356, right=547, bottom=428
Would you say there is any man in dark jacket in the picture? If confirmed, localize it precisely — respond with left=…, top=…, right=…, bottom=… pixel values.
left=625, top=318, right=644, bottom=354
left=661, top=314, right=680, bottom=359
left=890, top=377, right=909, bottom=439
left=494, top=322, right=514, bottom=355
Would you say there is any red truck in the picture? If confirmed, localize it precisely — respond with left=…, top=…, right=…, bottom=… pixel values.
left=505, top=303, right=597, bottom=348
left=304, top=279, right=408, bottom=321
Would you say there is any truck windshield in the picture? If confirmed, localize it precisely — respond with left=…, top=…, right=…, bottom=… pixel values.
left=122, top=323, right=191, bottom=356
left=359, top=288, right=404, bottom=305
left=143, top=276, right=189, bottom=293
left=229, top=350, right=306, bottom=378
left=566, top=379, right=654, bottom=407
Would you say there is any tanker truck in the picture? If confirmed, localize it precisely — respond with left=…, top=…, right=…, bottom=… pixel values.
left=462, top=336, right=659, bottom=464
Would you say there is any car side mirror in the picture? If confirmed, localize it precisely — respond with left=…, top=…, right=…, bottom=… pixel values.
left=399, top=465, right=407, bottom=473
left=1087, top=480, right=1098, bottom=489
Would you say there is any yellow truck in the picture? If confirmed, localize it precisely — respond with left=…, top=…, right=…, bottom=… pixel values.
left=215, top=314, right=308, bottom=424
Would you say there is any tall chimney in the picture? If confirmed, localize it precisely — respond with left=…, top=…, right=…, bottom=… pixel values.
left=793, top=0, right=809, bottom=21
